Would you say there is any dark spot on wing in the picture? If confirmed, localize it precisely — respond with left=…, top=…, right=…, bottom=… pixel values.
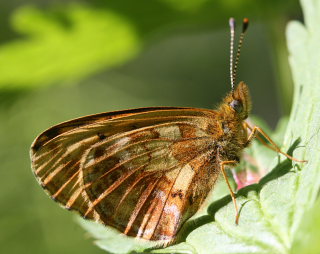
left=171, top=189, right=183, bottom=199
left=97, top=133, right=106, bottom=140
left=131, top=124, right=138, bottom=129
left=207, top=123, right=217, bottom=134
left=43, top=127, right=62, bottom=141
left=32, top=142, right=41, bottom=152
left=94, top=147, right=105, bottom=158
left=32, top=127, right=63, bottom=151
left=188, top=195, right=194, bottom=205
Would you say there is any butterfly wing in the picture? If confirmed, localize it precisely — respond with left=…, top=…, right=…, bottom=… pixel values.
left=31, top=107, right=221, bottom=243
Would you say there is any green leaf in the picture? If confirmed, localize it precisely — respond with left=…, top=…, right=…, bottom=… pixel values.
left=78, top=218, right=155, bottom=254
left=291, top=198, right=320, bottom=254
left=0, top=4, right=140, bottom=89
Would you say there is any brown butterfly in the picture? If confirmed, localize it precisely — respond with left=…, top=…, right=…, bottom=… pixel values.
left=30, top=18, right=306, bottom=247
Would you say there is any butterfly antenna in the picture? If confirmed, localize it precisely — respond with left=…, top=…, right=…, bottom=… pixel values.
left=232, top=18, right=249, bottom=87
left=229, top=17, right=236, bottom=92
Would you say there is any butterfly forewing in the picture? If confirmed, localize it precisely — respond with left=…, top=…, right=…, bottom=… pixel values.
left=31, top=107, right=221, bottom=243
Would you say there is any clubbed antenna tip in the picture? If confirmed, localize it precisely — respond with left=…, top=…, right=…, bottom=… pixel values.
left=242, top=18, right=249, bottom=33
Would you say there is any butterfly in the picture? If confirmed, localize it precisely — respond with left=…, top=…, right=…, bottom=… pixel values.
left=30, top=18, right=306, bottom=247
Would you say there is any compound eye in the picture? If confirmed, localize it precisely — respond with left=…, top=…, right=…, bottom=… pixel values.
left=230, top=100, right=243, bottom=113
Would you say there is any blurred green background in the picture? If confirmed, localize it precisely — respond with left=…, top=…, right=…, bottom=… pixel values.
left=0, top=0, right=303, bottom=253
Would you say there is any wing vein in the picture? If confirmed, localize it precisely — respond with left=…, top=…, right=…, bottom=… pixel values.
left=124, top=178, right=161, bottom=235
left=84, top=163, right=149, bottom=216
left=149, top=149, right=213, bottom=239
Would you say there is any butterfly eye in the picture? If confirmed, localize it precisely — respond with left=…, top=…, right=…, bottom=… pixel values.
left=230, top=100, right=243, bottom=113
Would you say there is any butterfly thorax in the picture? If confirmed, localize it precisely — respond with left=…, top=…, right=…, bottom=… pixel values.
left=215, top=117, right=248, bottom=162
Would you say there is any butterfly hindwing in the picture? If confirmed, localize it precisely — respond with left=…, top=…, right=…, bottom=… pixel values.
left=31, top=107, right=221, bottom=243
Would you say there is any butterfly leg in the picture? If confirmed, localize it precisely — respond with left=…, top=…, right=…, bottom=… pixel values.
left=219, top=160, right=240, bottom=224
left=244, top=122, right=307, bottom=163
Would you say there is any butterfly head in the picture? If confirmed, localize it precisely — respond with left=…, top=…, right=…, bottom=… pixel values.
left=220, top=81, right=251, bottom=120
